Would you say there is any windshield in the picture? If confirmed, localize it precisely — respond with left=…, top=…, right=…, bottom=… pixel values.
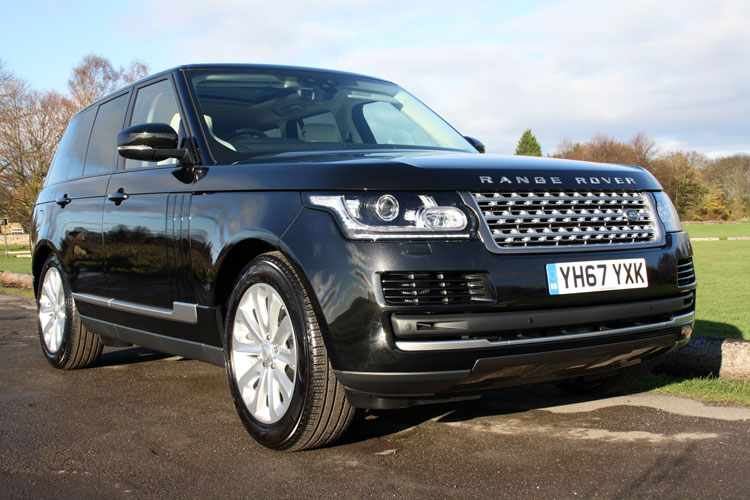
left=185, top=68, right=475, bottom=161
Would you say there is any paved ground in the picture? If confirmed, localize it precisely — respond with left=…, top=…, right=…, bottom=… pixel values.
left=2, top=292, right=749, bottom=500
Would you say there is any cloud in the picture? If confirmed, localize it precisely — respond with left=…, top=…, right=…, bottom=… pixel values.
left=132, top=0, right=749, bottom=156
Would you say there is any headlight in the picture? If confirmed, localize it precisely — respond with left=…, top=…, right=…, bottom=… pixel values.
left=652, top=191, right=682, bottom=232
left=303, top=192, right=473, bottom=240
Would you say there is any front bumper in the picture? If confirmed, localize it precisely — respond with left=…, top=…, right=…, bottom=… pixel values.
left=280, top=208, right=696, bottom=404
left=336, top=328, right=690, bottom=408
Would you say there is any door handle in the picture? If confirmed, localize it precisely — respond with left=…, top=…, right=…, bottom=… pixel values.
left=107, top=189, right=129, bottom=205
left=55, top=194, right=71, bottom=207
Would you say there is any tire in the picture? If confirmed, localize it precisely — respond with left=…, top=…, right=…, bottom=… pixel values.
left=36, top=255, right=103, bottom=369
left=558, top=361, right=655, bottom=397
left=224, top=252, right=354, bottom=451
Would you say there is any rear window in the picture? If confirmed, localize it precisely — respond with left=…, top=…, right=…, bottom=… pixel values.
left=45, top=107, right=96, bottom=186
left=83, top=93, right=129, bottom=176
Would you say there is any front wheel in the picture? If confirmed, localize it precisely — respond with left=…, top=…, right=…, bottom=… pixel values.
left=37, top=255, right=102, bottom=369
left=224, top=252, right=353, bottom=451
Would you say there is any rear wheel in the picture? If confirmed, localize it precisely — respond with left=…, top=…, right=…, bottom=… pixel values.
left=37, top=255, right=102, bottom=369
left=224, top=252, right=353, bottom=451
left=558, top=362, right=655, bottom=396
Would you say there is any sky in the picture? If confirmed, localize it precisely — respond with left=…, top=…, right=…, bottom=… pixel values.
left=1, top=0, right=748, bottom=157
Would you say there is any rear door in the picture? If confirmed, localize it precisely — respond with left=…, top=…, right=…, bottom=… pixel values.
left=47, top=92, right=130, bottom=298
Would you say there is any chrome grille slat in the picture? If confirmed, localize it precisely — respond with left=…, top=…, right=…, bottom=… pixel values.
left=383, top=285, right=486, bottom=292
left=483, top=213, right=649, bottom=222
left=471, top=190, right=660, bottom=250
left=677, top=258, right=696, bottom=287
left=382, top=278, right=484, bottom=284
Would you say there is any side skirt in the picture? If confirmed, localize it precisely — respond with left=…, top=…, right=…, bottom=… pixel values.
left=81, top=315, right=225, bottom=367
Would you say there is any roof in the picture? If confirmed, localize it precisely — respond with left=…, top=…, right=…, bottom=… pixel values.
left=74, top=63, right=392, bottom=117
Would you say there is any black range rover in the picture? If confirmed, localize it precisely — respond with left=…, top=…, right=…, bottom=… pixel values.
left=31, top=64, right=696, bottom=450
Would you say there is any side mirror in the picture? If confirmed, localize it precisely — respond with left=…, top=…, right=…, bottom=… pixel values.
left=117, top=123, right=195, bottom=166
left=464, top=136, right=485, bottom=154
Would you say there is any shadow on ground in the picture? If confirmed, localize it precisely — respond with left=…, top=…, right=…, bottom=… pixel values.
left=98, top=346, right=174, bottom=366
left=655, top=320, right=746, bottom=378
left=92, top=344, right=620, bottom=445
left=694, top=319, right=744, bottom=340
left=338, top=383, right=613, bottom=446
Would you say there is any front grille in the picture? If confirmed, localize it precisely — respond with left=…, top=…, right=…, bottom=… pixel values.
left=677, top=258, right=696, bottom=287
left=471, top=190, right=660, bottom=250
left=381, top=271, right=492, bottom=305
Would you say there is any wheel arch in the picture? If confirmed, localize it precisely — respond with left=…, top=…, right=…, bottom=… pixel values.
left=212, top=238, right=338, bottom=368
left=31, top=242, right=57, bottom=298
left=212, top=238, right=277, bottom=311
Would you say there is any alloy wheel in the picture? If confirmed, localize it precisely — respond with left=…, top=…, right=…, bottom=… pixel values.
left=38, top=267, right=66, bottom=353
left=231, top=283, right=298, bottom=424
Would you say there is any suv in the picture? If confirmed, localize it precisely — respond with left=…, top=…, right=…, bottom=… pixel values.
left=32, top=64, right=696, bottom=451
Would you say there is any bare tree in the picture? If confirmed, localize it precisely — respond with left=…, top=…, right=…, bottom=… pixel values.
left=629, top=132, right=657, bottom=169
left=0, top=68, right=74, bottom=229
left=121, top=60, right=149, bottom=85
left=0, top=59, right=13, bottom=97
left=67, top=54, right=149, bottom=110
left=554, top=137, right=582, bottom=159
left=590, top=134, right=641, bottom=165
left=1, top=56, right=148, bottom=229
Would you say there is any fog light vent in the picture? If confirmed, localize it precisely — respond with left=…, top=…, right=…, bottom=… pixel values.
left=381, top=271, right=492, bottom=305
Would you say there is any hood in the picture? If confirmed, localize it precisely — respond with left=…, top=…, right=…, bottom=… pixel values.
left=194, top=150, right=663, bottom=192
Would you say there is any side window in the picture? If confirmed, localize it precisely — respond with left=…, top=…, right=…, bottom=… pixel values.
left=125, top=79, right=181, bottom=169
left=361, top=101, right=437, bottom=147
left=45, top=107, right=96, bottom=185
left=83, top=93, right=129, bottom=176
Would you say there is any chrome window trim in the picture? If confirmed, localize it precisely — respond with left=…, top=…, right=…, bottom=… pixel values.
left=72, top=293, right=198, bottom=324
left=395, top=311, right=694, bottom=352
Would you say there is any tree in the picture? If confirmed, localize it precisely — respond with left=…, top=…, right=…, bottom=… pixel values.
left=67, top=54, right=149, bottom=110
left=0, top=56, right=151, bottom=230
left=552, top=133, right=645, bottom=165
left=554, top=137, right=582, bottom=159
left=585, top=133, right=651, bottom=165
left=650, top=151, right=704, bottom=218
left=696, top=183, right=729, bottom=221
left=515, top=129, right=542, bottom=157
left=628, top=131, right=657, bottom=169
left=699, top=154, right=750, bottom=219
left=0, top=68, right=74, bottom=230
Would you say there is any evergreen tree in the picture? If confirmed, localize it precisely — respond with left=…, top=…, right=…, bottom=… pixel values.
left=515, top=129, right=542, bottom=156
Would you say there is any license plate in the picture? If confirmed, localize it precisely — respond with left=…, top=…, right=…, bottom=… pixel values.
left=546, top=258, right=648, bottom=295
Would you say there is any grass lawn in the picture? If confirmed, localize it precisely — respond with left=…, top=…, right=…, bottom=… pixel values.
left=691, top=240, right=750, bottom=340
left=2, top=243, right=31, bottom=251
left=683, top=220, right=750, bottom=239
left=0, top=283, right=34, bottom=299
left=640, top=374, right=750, bottom=407
left=645, top=221, right=750, bottom=405
left=0, top=255, right=32, bottom=274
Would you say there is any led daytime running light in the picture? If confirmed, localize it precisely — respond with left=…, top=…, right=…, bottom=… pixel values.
left=306, top=194, right=470, bottom=240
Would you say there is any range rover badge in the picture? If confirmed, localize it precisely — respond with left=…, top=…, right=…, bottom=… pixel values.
left=625, top=209, right=640, bottom=222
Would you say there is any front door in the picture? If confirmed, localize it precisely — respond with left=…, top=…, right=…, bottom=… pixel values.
left=102, top=78, right=194, bottom=312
